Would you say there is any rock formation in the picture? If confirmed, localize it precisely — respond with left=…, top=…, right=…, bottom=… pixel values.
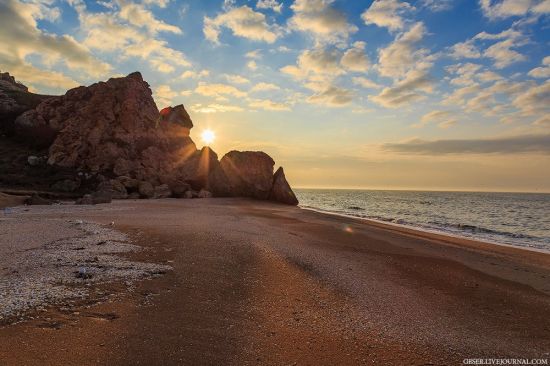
left=3, top=71, right=298, bottom=205
left=269, top=167, right=299, bottom=205
left=0, top=71, right=52, bottom=136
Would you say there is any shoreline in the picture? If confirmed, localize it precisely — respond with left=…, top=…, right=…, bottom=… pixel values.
left=1, top=198, right=550, bottom=364
left=300, top=205, right=550, bottom=255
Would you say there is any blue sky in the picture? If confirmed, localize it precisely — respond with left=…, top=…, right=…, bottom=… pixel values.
left=1, top=0, right=549, bottom=191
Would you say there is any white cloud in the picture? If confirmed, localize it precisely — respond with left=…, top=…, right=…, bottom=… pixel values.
left=155, top=84, right=179, bottom=106
left=352, top=77, right=382, bottom=89
left=195, top=82, right=247, bottom=98
left=256, top=0, right=283, bottom=13
left=371, top=69, right=434, bottom=108
left=251, top=82, right=280, bottom=92
left=528, top=56, right=550, bottom=78
left=420, top=0, right=453, bottom=12
left=289, top=0, right=358, bottom=43
left=415, top=110, right=456, bottom=128
left=118, top=2, right=182, bottom=35
left=449, top=40, right=481, bottom=59
left=308, top=85, right=354, bottom=106
left=224, top=74, right=250, bottom=84
left=442, top=84, right=481, bottom=106
left=190, top=103, right=244, bottom=113
left=341, top=41, right=370, bottom=73
left=361, top=0, right=414, bottom=31
left=249, top=99, right=290, bottom=111
left=281, top=47, right=344, bottom=80
left=245, top=50, right=262, bottom=59
left=204, top=6, right=280, bottom=44
left=0, top=0, right=111, bottom=86
left=180, top=70, right=210, bottom=79
left=377, top=22, right=432, bottom=79
left=247, top=60, right=258, bottom=70
left=512, top=79, right=550, bottom=116
left=479, top=0, right=550, bottom=19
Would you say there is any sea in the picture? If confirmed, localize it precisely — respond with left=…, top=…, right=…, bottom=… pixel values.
left=294, top=189, right=550, bottom=252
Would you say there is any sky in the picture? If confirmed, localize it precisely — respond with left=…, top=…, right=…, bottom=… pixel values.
left=1, top=0, right=549, bottom=192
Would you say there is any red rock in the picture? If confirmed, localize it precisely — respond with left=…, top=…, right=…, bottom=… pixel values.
left=269, top=167, right=298, bottom=205
left=211, top=151, right=275, bottom=200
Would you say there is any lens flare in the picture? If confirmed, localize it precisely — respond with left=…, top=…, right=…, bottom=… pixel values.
left=201, top=129, right=215, bottom=144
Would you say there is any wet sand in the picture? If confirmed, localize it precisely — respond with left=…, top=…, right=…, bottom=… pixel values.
left=1, top=198, right=549, bottom=365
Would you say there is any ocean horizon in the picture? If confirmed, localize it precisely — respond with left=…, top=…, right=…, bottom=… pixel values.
left=295, top=188, right=550, bottom=252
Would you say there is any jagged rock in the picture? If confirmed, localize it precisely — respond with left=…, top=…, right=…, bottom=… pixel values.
left=0, top=71, right=52, bottom=136
left=51, top=179, right=80, bottom=192
left=76, top=194, right=94, bottom=205
left=92, top=190, right=112, bottom=204
left=138, top=181, right=154, bottom=198
left=159, top=104, right=193, bottom=129
left=171, top=182, right=192, bottom=198
left=25, top=194, right=53, bottom=205
left=97, top=180, right=127, bottom=199
left=211, top=151, right=275, bottom=200
left=269, top=167, right=299, bottom=205
left=154, top=184, right=172, bottom=198
left=14, top=72, right=198, bottom=182
left=198, top=189, right=212, bottom=198
left=116, top=176, right=139, bottom=190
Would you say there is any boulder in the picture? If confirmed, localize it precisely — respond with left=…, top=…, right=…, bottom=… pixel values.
left=97, top=180, right=127, bottom=199
left=171, top=182, right=192, bottom=198
left=116, top=176, right=139, bottom=190
left=198, top=189, right=212, bottom=198
left=158, top=104, right=193, bottom=129
left=211, top=151, right=274, bottom=199
left=25, top=194, right=53, bottom=205
left=154, top=184, right=172, bottom=198
left=51, top=179, right=80, bottom=192
left=76, top=191, right=112, bottom=205
left=269, top=167, right=299, bottom=205
left=183, top=190, right=196, bottom=199
left=138, top=181, right=154, bottom=198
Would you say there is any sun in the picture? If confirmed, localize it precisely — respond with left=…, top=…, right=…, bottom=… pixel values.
left=201, top=129, right=216, bottom=144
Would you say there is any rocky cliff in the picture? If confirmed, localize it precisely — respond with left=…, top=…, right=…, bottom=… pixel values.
left=3, top=72, right=298, bottom=205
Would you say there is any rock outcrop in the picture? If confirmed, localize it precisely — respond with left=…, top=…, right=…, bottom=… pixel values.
left=6, top=71, right=298, bottom=205
left=0, top=71, right=52, bottom=136
left=269, top=167, right=299, bottom=205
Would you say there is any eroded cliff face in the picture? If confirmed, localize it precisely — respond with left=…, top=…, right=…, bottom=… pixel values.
left=7, top=72, right=298, bottom=205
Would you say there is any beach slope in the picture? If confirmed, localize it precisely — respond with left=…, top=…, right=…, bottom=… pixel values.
left=0, top=198, right=549, bottom=365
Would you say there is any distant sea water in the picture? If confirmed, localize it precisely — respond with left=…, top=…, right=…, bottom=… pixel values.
left=294, top=189, right=550, bottom=252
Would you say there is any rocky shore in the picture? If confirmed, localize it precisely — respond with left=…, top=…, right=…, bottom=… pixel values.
left=0, top=71, right=298, bottom=206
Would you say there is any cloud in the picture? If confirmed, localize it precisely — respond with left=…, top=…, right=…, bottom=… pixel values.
left=415, top=110, right=457, bottom=128
left=528, top=56, right=550, bottom=78
left=307, top=85, right=354, bottom=106
left=382, top=134, right=550, bottom=155
left=195, top=82, right=247, bottom=98
left=361, top=0, right=414, bottom=31
left=289, top=0, right=357, bottom=43
left=224, top=74, right=250, bottom=84
left=377, top=22, right=432, bottom=79
left=118, top=1, right=182, bottom=35
left=249, top=99, right=290, bottom=111
left=449, top=40, right=481, bottom=59
left=245, top=50, right=262, bottom=59
left=250, top=82, right=280, bottom=92
left=281, top=47, right=344, bottom=80
left=247, top=60, right=258, bottom=70
left=154, top=84, right=181, bottom=106
left=352, top=77, right=382, bottom=89
left=371, top=69, right=434, bottom=108
left=479, top=0, right=550, bottom=19
left=512, top=79, right=550, bottom=116
left=204, top=6, right=280, bottom=44
left=420, top=0, right=453, bottom=12
left=256, top=0, right=283, bottom=13
left=442, top=84, right=481, bottom=106
left=180, top=70, right=210, bottom=79
left=446, top=63, right=482, bottom=86
left=0, top=0, right=112, bottom=83
left=190, top=103, right=244, bottom=113
left=340, top=41, right=370, bottom=73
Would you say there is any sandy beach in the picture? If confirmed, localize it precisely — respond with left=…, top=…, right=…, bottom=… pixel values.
left=1, top=198, right=549, bottom=365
